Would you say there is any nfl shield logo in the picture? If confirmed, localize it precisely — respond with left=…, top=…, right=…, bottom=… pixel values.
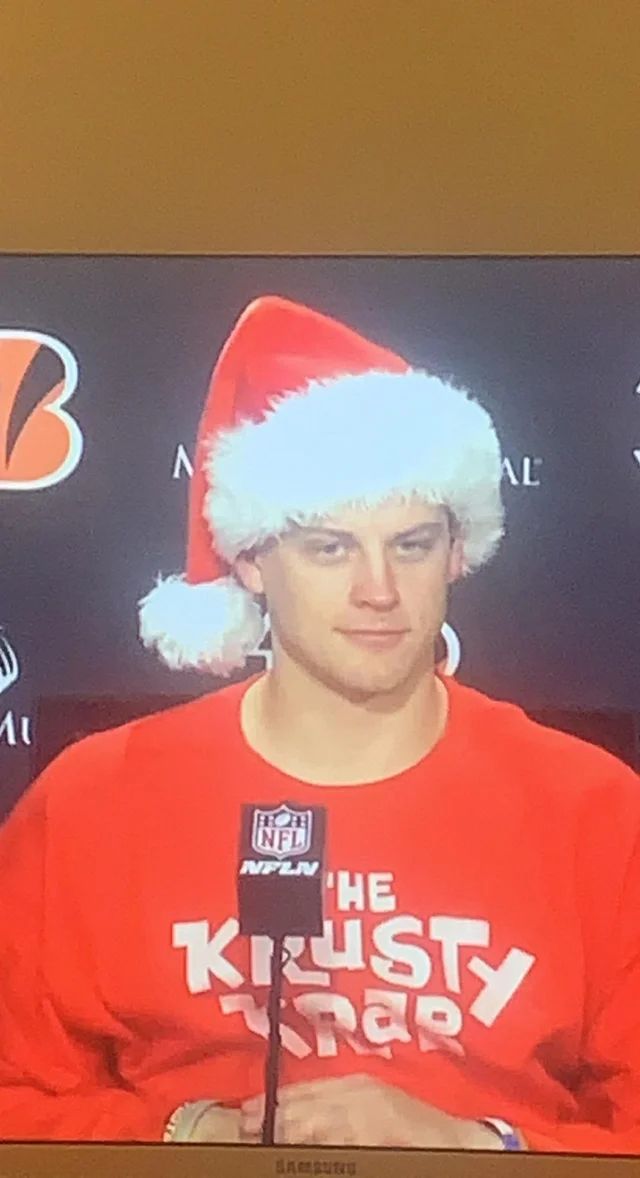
left=252, top=804, right=313, bottom=860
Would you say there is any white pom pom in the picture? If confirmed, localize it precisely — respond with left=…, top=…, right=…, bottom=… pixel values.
left=138, top=574, right=266, bottom=677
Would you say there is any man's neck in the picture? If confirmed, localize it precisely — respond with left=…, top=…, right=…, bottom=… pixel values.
left=240, top=656, right=448, bottom=787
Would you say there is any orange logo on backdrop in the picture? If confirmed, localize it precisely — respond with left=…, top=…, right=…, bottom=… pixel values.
left=0, top=330, right=83, bottom=490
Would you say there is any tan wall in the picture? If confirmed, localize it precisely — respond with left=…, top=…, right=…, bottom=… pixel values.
left=1, top=0, right=639, bottom=254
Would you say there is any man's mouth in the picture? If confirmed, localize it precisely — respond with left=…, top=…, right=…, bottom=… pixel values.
left=337, top=629, right=408, bottom=649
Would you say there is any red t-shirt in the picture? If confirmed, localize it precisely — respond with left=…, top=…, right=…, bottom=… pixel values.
left=1, top=672, right=639, bottom=1152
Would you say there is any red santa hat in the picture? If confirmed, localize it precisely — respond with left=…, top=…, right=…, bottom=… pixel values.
left=139, top=296, right=505, bottom=676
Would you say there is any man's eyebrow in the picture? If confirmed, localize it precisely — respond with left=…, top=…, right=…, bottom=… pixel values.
left=392, top=521, right=444, bottom=541
left=290, top=521, right=444, bottom=542
left=289, top=523, right=354, bottom=541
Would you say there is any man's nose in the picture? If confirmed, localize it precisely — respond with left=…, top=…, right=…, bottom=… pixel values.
left=349, top=550, right=401, bottom=610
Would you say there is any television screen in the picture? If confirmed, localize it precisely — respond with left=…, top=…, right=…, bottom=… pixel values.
left=0, top=256, right=639, bottom=1158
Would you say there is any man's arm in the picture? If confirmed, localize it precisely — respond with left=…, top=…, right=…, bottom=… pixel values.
left=518, top=993, right=640, bottom=1155
left=0, top=744, right=171, bottom=1142
left=247, top=764, right=640, bottom=1155
left=514, top=772, right=640, bottom=1155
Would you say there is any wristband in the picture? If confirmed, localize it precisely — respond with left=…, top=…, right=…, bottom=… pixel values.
left=480, top=1117, right=522, bottom=1151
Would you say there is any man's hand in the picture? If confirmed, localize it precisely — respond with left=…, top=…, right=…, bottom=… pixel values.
left=170, top=1102, right=243, bottom=1143
left=240, top=1075, right=510, bottom=1149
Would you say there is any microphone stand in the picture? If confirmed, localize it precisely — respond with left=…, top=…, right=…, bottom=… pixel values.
left=262, top=935, right=287, bottom=1145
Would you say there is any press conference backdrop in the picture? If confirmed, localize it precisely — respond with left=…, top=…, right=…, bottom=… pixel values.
left=1, top=256, right=639, bottom=819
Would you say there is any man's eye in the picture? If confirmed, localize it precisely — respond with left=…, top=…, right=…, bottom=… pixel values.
left=396, top=539, right=435, bottom=556
left=315, top=541, right=344, bottom=556
left=314, top=542, right=344, bottom=557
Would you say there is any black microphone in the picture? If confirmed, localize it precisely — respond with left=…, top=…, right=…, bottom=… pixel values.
left=237, top=801, right=327, bottom=1145
left=237, top=801, right=326, bottom=938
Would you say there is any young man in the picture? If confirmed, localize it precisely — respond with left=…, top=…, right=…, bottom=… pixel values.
left=1, top=296, right=639, bottom=1152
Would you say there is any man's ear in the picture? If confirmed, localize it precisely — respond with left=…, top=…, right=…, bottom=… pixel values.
left=233, top=551, right=265, bottom=596
left=447, top=535, right=465, bottom=585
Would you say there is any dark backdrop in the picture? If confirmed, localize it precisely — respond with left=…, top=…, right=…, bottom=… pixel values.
left=1, top=257, right=638, bottom=817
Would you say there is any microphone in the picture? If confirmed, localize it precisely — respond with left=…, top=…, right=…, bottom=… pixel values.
left=237, top=801, right=326, bottom=938
left=237, top=801, right=327, bottom=1144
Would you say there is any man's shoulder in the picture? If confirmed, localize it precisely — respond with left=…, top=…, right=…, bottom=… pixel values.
left=85, top=675, right=244, bottom=745
left=450, top=676, right=638, bottom=801
left=29, top=675, right=252, bottom=814
left=125, top=675, right=249, bottom=750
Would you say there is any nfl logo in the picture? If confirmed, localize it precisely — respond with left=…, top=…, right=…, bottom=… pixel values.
left=252, top=804, right=313, bottom=860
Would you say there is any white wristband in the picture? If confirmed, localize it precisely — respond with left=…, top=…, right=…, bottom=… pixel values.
left=480, top=1117, right=522, bottom=1150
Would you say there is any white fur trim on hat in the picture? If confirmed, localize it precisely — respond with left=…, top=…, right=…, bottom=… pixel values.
left=138, top=574, right=266, bottom=676
left=205, top=370, right=505, bottom=574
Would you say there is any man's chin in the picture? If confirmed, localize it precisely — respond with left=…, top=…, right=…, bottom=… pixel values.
left=275, top=633, right=431, bottom=702
left=321, top=657, right=425, bottom=705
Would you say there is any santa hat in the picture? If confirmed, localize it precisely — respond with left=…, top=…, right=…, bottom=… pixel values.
left=139, top=296, right=505, bottom=676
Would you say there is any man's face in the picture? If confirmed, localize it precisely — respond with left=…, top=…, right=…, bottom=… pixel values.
left=235, top=496, right=464, bottom=701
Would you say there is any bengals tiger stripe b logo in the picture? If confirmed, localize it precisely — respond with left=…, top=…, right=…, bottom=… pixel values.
left=0, top=329, right=83, bottom=490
